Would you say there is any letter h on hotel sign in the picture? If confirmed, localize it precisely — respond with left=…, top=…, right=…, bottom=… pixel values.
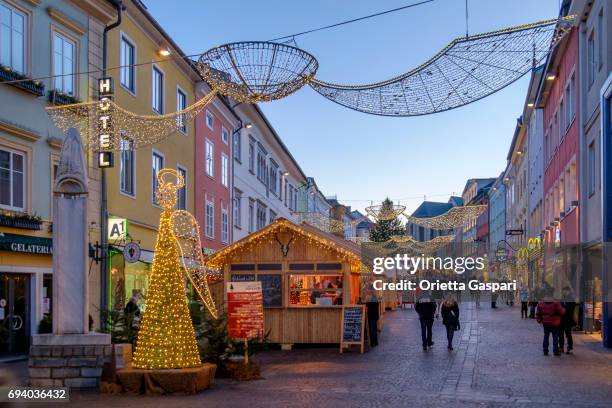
left=97, top=77, right=115, bottom=168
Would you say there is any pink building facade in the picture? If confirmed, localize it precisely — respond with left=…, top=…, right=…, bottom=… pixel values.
left=194, top=89, right=240, bottom=253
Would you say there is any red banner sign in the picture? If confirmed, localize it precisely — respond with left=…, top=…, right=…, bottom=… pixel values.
left=227, top=281, right=264, bottom=339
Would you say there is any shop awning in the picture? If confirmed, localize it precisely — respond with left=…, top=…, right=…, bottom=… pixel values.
left=0, top=232, right=52, bottom=255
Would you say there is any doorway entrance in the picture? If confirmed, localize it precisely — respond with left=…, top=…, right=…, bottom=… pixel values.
left=0, top=273, right=29, bottom=357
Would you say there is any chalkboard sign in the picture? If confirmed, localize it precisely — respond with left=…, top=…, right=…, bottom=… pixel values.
left=259, top=274, right=282, bottom=307
left=340, top=305, right=365, bottom=353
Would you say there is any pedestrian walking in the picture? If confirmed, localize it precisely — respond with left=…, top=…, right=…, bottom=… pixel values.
left=440, top=294, right=460, bottom=351
left=519, top=285, right=529, bottom=318
left=528, top=287, right=538, bottom=318
left=536, top=290, right=565, bottom=356
left=365, top=291, right=380, bottom=347
left=491, top=291, right=498, bottom=308
left=415, top=291, right=437, bottom=351
left=559, top=286, right=576, bottom=354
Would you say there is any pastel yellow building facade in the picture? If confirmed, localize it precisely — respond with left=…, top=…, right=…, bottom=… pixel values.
left=102, top=0, right=200, bottom=313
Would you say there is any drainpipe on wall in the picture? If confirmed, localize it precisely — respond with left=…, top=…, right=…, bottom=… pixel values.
left=100, top=0, right=123, bottom=331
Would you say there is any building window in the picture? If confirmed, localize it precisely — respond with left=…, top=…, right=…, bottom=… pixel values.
left=119, top=136, right=134, bottom=196
left=588, top=141, right=596, bottom=195
left=205, top=139, right=214, bottom=177
left=221, top=206, right=229, bottom=243
left=205, top=196, right=214, bottom=238
left=559, top=99, right=565, bottom=137
left=222, top=127, right=229, bottom=144
left=269, top=209, right=276, bottom=223
left=256, top=201, right=267, bottom=229
left=152, top=66, right=164, bottom=113
left=248, top=198, right=255, bottom=233
left=234, top=189, right=242, bottom=228
left=221, top=153, right=228, bottom=187
left=587, top=31, right=595, bottom=88
left=0, top=147, right=25, bottom=210
left=120, top=34, right=135, bottom=92
left=269, top=160, right=278, bottom=196
left=205, top=110, right=214, bottom=130
left=248, top=136, right=255, bottom=173
left=0, top=3, right=26, bottom=73
left=152, top=151, right=164, bottom=205
left=177, top=88, right=187, bottom=133
left=233, top=131, right=241, bottom=162
left=256, top=145, right=267, bottom=185
left=52, top=33, right=75, bottom=95
left=288, top=184, right=294, bottom=209
left=597, top=10, right=603, bottom=71
left=177, top=165, right=187, bottom=210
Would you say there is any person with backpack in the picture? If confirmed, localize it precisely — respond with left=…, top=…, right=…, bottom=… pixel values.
left=415, top=291, right=437, bottom=351
left=536, top=290, right=565, bottom=356
left=440, top=293, right=460, bottom=350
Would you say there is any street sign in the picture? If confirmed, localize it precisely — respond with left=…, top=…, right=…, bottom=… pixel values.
left=495, top=248, right=508, bottom=261
left=505, top=229, right=524, bottom=236
left=227, top=281, right=264, bottom=339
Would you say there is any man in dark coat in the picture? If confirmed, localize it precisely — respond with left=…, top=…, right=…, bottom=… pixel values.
left=415, top=292, right=437, bottom=351
left=536, top=291, right=565, bottom=356
left=559, top=286, right=576, bottom=354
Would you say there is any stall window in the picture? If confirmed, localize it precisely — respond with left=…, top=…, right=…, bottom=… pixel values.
left=231, top=263, right=282, bottom=307
left=289, top=273, right=342, bottom=306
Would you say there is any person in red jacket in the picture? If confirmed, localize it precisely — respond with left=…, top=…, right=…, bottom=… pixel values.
left=536, top=292, right=565, bottom=356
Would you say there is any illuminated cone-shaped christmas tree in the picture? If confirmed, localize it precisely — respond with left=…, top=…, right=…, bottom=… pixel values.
left=132, top=170, right=201, bottom=369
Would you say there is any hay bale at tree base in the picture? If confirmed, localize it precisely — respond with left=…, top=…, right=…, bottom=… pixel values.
left=115, top=363, right=216, bottom=394
left=223, top=360, right=262, bottom=381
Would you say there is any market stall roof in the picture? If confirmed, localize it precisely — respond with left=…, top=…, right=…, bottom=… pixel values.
left=204, top=217, right=362, bottom=269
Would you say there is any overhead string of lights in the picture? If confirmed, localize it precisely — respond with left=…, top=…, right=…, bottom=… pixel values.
left=403, top=205, right=487, bottom=229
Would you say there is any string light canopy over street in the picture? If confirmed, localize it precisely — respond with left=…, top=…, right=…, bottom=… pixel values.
left=309, top=16, right=574, bottom=116
left=197, top=41, right=319, bottom=104
left=366, top=203, right=406, bottom=220
left=403, top=205, right=487, bottom=229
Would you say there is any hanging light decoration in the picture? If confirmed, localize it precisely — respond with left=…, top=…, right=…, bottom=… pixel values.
left=294, top=211, right=360, bottom=234
left=46, top=91, right=218, bottom=151
left=366, top=203, right=406, bottom=221
left=196, top=41, right=319, bottom=104
left=309, top=16, right=574, bottom=116
left=404, top=205, right=487, bottom=229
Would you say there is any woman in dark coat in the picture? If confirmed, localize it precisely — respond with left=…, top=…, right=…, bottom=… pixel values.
left=440, top=294, right=460, bottom=350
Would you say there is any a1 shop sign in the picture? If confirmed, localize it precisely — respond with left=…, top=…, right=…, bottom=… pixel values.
left=98, top=77, right=114, bottom=168
left=227, top=281, right=264, bottom=339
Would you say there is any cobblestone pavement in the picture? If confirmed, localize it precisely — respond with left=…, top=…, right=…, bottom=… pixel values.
left=42, top=302, right=612, bottom=407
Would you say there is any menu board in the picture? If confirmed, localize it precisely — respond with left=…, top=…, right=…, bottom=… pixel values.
left=340, top=305, right=365, bottom=353
left=259, top=274, right=282, bottom=307
left=227, top=281, right=264, bottom=339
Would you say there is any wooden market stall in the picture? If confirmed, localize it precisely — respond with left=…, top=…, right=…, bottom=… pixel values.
left=205, top=218, right=365, bottom=349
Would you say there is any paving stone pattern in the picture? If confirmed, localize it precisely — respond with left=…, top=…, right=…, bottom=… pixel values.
left=58, top=303, right=612, bottom=407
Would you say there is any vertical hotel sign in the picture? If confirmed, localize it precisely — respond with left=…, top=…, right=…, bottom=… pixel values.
left=98, top=77, right=114, bottom=168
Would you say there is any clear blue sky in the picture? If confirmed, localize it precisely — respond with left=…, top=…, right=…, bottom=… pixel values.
left=145, top=0, right=560, bottom=214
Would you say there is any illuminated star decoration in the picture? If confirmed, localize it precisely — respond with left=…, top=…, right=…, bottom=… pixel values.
left=366, top=204, right=406, bottom=221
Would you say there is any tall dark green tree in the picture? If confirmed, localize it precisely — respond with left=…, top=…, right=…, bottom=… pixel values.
left=369, top=198, right=405, bottom=242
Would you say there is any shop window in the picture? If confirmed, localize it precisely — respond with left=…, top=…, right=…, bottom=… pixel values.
left=289, top=273, right=343, bottom=306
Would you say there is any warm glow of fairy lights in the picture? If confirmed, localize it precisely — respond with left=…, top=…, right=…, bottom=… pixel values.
left=366, top=204, right=406, bottom=221
left=404, top=205, right=487, bottom=229
left=46, top=91, right=217, bottom=152
left=132, top=169, right=218, bottom=369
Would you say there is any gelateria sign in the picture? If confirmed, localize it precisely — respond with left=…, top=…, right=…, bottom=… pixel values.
left=0, top=232, right=52, bottom=254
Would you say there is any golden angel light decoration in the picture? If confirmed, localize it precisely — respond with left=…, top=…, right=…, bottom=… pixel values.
left=132, top=169, right=219, bottom=369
